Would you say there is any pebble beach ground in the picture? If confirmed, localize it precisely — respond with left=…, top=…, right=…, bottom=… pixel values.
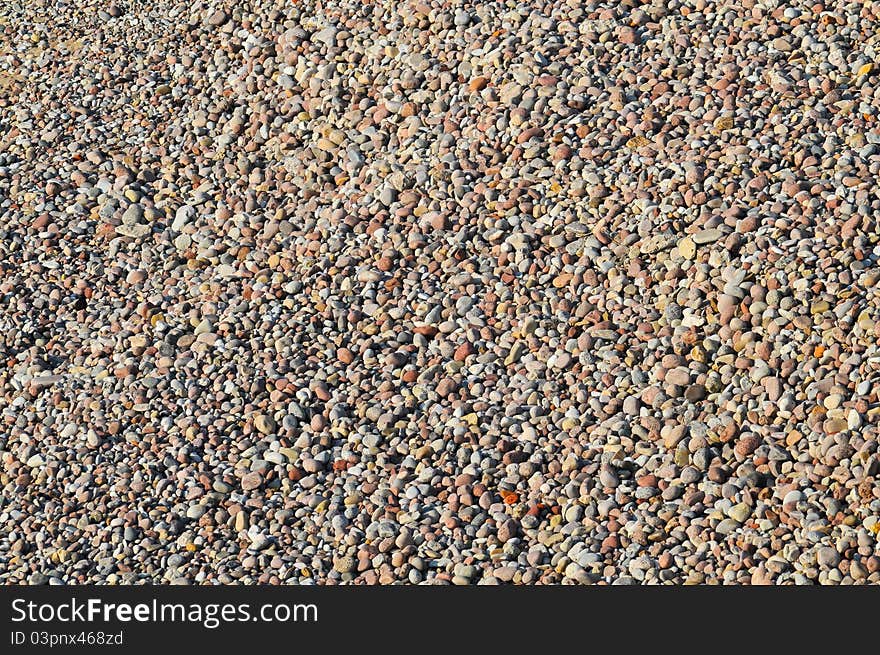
left=2, top=0, right=880, bottom=585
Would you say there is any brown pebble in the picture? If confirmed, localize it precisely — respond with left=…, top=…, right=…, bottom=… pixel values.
left=241, top=472, right=262, bottom=491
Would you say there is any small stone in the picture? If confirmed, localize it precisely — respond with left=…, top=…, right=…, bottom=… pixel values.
left=469, top=76, right=489, bottom=92
left=848, top=410, right=862, bottom=430
left=254, top=414, right=276, bottom=435
left=334, top=556, right=356, bottom=574
left=734, top=434, right=760, bottom=458
left=823, top=394, right=843, bottom=411
left=692, top=229, right=723, bottom=244
left=715, top=519, right=740, bottom=535
left=436, top=378, right=457, bottom=398
left=765, top=377, right=783, bottom=402
left=31, top=375, right=62, bottom=389
left=817, top=547, right=841, bottom=569
left=783, top=490, right=803, bottom=508
left=241, top=472, right=262, bottom=492
left=121, top=204, right=144, bottom=225
left=772, top=37, right=793, bottom=52
left=684, top=384, right=707, bottom=402
left=207, top=9, right=228, bottom=26
left=115, top=223, right=150, bottom=238
left=663, top=425, right=687, bottom=449
left=172, top=205, right=195, bottom=231
left=622, top=396, right=640, bottom=416
left=824, top=418, right=849, bottom=435
left=497, top=519, right=520, bottom=543
left=454, top=342, right=475, bottom=361
left=665, top=367, right=691, bottom=386
left=618, top=26, right=640, bottom=45
left=728, top=503, right=750, bottom=524
left=313, top=26, right=338, bottom=46
left=678, top=236, right=696, bottom=259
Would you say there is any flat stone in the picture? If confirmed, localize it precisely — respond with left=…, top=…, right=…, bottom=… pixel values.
left=172, top=204, right=195, bottom=231
left=693, top=228, right=723, bottom=244
left=115, top=223, right=150, bottom=238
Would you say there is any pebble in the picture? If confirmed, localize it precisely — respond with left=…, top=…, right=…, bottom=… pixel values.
left=692, top=229, right=723, bottom=245
left=241, top=472, right=262, bottom=492
left=817, top=547, right=841, bottom=570
left=254, top=414, right=276, bottom=435
left=114, top=223, right=150, bottom=238
left=678, top=237, right=696, bottom=260
left=172, top=205, right=195, bottom=231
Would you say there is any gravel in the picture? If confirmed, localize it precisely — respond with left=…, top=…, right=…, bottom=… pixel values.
left=1, top=0, right=880, bottom=586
